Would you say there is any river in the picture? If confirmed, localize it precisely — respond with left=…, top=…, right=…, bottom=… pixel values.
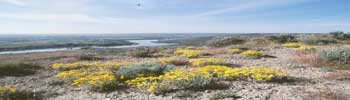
left=0, top=40, right=176, bottom=54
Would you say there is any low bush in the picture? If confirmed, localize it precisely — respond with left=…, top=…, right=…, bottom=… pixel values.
left=115, top=63, right=175, bottom=81
left=128, top=47, right=158, bottom=57
left=158, top=56, right=189, bottom=66
left=189, top=58, right=225, bottom=67
left=0, top=85, right=42, bottom=100
left=329, top=31, right=350, bottom=40
left=297, top=35, right=334, bottom=45
left=76, top=53, right=103, bottom=61
left=0, top=62, right=41, bottom=77
left=174, top=73, right=217, bottom=90
left=266, top=34, right=297, bottom=43
left=207, top=36, right=246, bottom=47
left=320, top=47, right=350, bottom=64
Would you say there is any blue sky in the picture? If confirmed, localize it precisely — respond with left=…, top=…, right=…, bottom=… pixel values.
left=0, top=0, right=349, bottom=34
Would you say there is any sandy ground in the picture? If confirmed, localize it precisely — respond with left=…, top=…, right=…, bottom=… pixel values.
left=1, top=47, right=350, bottom=100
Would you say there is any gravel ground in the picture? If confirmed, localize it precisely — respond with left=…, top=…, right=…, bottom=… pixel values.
left=1, top=47, right=350, bottom=100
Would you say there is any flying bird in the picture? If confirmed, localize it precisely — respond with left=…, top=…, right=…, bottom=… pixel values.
left=137, top=3, right=141, bottom=7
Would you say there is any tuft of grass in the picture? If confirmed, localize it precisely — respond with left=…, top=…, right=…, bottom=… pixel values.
left=293, top=48, right=323, bottom=66
left=0, top=62, right=41, bottom=77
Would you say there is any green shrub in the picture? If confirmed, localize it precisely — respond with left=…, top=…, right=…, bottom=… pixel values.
left=266, top=35, right=297, bottom=43
left=329, top=31, right=350, bottom=40
left=115, top=63, right=174, bottom=81
left=0, top=62, right=41, bottom=77
left=297, top=35, right=334, bottom=45
left=227, top=45, right=249, bottom=50
left=320, top=47, right=350, bottom=64
left=210, top=91, right=241, bottom=100
left=207, top=36, right=246, bottom=47
left=77, top=53, right=103, bottom=61
left=174, top=74, right=217, bottom=90
left=128, top=47, right=158, bottom=57
left=0, top=85, right=42, bottom=100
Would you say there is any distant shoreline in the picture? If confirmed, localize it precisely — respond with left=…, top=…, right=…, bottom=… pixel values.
left=0, top=40, right=176, bottom=54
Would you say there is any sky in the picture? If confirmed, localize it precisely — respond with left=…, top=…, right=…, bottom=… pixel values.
left=0, top=0, right=349, bottom=34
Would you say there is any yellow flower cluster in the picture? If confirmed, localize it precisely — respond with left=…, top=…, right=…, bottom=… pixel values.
left=126, top=69, right=206, bottom=92
left=189, top=58, right=224, bottom=66
left=158, top=57, right=189, bottom=65
left=227, top=48, right=242, bottom=54
left=174, top=49, right=205, bottom=58
left=282, top=43, right=304, bottom=48
left=297, top=45, right=316, bottom=51
left=198, top=65, right=287, bottom=81
left=55, top=70, right=115, bottom=86
left=241, top=50, right=262, bottom=57
left=126, top=65, right=286, bottom=92
left=51, top=61, right=132, bottom=70
left=0, top=85, right=17, bottom=94
left=52, top=61, right=129, bottom=88
left=282, top=43, right=316, bottom=51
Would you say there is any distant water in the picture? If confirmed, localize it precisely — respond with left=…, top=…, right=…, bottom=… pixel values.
left=0, top=40, right=176, bottom=55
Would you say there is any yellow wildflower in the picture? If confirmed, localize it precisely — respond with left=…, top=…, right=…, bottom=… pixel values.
left=282, top=43, right=304, bottom=48
left=189, top=58, right=224, bottom=66
left=241, top=50, right=262, bottom=57
left=174, top=49, right=207, bottom=58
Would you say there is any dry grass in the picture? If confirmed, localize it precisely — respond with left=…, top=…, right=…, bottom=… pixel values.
left=206, top=47, right=228, bottom=55
left=293, top=50, right=325, bottom=67
left=325, top=71, right=350, bottom=81
left=0, top=51, right=82, bottom=62
left=305, top=87, right=349, bottom=100
left=244, top=38, right=277, bottom=49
